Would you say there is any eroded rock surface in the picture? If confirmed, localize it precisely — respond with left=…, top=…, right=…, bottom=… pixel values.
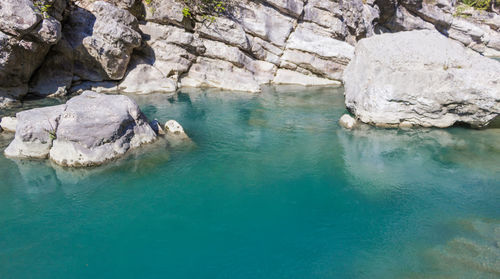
left=0, top=116, right=17, bottom=132
left=344, top=30, right=500, bottom=128
left=0, top=0, right=65, bottom=107
left=2, top=0, right=499, bottom=103
left=5, top=91, right=157, bottom=166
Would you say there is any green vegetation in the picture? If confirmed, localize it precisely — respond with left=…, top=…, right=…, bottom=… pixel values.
left=460, top=0, right=492, bottom=10
left=44, top=119, right=57, bottom=140
left=142, top=0, right=230, bottom=21
left=33, top=0, right=52, bottom=19
left=454, top=0, right=495, bottom=17
left=181, top=0, right=230, bottom=22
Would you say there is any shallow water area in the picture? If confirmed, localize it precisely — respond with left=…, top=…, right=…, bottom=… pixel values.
left=0, top=87, right=499, bottom=278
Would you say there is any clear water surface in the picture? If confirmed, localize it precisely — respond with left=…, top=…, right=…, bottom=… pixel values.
left=0, top=87, right=499, bottom=278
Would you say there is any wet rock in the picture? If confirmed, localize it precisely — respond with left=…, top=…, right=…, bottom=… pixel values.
left=339, top=114, right=357, bottom=129
left=164, top=120, right=191, bottom=146
left=343, top=30, right=500, bottom=128
left=150, top=119, right=165, bottom=135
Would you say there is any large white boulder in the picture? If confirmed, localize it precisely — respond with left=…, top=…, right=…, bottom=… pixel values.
left=343, top=30, right=500, bottom=128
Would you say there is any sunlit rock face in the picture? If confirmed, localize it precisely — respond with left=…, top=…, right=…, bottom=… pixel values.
left=5, top=91, right=157, bottom=167
left=344, top=30, right=500, bottom=128
left=2, top=0, right=500, bottom=101
left=114, top=0, right=366, bottom=92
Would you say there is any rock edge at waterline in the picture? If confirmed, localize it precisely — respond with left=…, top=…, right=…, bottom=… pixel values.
left=4, top=91, right=157, bottom=167
left=343, top=30, right=500, bottom=129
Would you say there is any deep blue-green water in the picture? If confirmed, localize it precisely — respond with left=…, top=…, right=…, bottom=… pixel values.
left=1, top=87, right=499, bottom=278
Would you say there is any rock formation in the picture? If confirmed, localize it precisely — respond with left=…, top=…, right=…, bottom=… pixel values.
left=0, top=0, right=65, bottom=107
left=0, top=0, right=499, bottom=111
left=339, top=114, right=357, bottom=129
left=343, top=30, right=500, bottom=128
left=0, top=116, right=17, bottom=132
left=164, top=119, right=192, bottom=146
left=5, top=91, right=157, bottom=166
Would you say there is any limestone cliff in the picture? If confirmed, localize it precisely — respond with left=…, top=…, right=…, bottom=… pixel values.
left=0, top=0, right=499, bottom=107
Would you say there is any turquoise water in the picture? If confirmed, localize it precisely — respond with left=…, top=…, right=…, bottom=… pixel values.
left=0, top=87, right=499, bottom=278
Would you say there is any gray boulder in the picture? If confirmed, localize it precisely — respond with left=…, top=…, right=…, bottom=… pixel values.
left=5, top=105, right=66, bottom=158
left=164, top=120, right=192, bottom=146
left=5, top=91, right=157, bottom=167
left=29, top=35, right=74, bottom=97
left=0, top=0, right=41, bottom=36
left=343, top=30, right=500, bottom=128
left=0, top=0, right=64, bottom=107
left=381, top=0, right=500, bottom=56
left=64, top=1, right=141, bottom=82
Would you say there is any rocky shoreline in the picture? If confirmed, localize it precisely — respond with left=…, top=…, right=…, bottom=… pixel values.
left=1, top=0, right=500, bottom=166
left=1, top=0, right=499, bottom=104
left=2, top=91, right=190, bottom=167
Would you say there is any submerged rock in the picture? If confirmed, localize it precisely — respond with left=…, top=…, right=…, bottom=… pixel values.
left=343, top=30, right=500, bottom=128
left=424, top=218, right=500, bottom=278
left=4, top=91, right=157, bottom=167
left=164, top=120, right=191, bottom=146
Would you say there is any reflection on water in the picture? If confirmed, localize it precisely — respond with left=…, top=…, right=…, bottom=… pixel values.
left=0, top=87, right=499, bottom=279
left=337, top=125, right=500, bottom=196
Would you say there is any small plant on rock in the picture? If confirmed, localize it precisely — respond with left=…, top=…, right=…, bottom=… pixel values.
left=43, top=118, right=57, bottom=141
left=460, top=0, right=493, bottom=10
left=33, top=0, right=52, bottom=19
left=181, top=0, right=231, bottom=22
